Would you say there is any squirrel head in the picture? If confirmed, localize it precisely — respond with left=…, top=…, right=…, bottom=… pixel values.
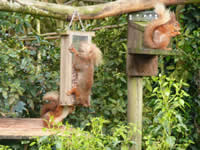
left=79, top=42, right=103, bottom=66
left=164, top=12, right=181, bottom=37
left=170, top=13, right=181, bottom=31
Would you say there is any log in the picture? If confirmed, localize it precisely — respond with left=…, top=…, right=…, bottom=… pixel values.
left=0, top=0, right=199, bottom=20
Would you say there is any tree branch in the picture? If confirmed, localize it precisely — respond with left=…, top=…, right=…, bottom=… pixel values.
left=0, top=0, right=199, bottom=20
left=92, top=23, right=127, bottom=31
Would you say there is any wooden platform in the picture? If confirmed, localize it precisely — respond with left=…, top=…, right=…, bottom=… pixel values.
left=128, top=48, right=180, bottom=56
left=0, top=118, right=53, bottom=139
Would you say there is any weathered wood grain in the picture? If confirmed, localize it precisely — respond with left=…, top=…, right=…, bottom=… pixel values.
left=0, top=118, right=52, bottom=139
left=127, top=78, right=143, bottom=150
left=127, top=22, right=158, bottom=77
left=60, top=34, right=73, bottom=105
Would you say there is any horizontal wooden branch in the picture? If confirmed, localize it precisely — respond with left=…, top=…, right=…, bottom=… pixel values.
left=0, top=0, right=199, bottom=20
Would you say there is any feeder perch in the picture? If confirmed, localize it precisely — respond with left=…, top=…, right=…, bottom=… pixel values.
left=0, top=118, right=52, bottom=139
left=127, top=12, right=179, bottom=77
left=60, top=31, right=95, bottom=106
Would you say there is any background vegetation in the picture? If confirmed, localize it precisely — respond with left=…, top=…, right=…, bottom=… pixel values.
left=0, top=1, right=199, bottom=150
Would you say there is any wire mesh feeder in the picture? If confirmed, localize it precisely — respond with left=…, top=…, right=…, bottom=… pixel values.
left=59, top=31, right=95, bottom=106
left=71, top=36, right=87, bottom=105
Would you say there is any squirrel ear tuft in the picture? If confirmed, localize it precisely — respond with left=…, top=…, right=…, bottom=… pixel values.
left=170, top=12, right=176, bottom=21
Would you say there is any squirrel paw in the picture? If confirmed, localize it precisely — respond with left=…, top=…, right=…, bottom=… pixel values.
left=68, top=46, right=78, bottom=55
left=66, top=91, right=71, bottom=96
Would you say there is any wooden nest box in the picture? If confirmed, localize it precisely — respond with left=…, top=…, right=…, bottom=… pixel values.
left=127, top=12, right=179, bottom=77
left=60, top=30, right=95, bottom=106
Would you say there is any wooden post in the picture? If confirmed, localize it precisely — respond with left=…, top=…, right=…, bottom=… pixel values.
left=127, top=13, right=158, bottom=150
left=127, top=21, right=145, bottom=150
left=128, top=77, right=143, bottom=150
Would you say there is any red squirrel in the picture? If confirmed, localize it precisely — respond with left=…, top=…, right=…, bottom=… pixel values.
left=40, top=91, right=74, bottom=128
left=67, top=42, right=102, bottom=107
left=144, top=3, right=181, bottom=50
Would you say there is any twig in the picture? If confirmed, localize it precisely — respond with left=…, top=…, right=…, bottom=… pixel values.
left=82, top=0, right=107, bottom=3
left=194, top=116, right=200, bottom=134
left=0, top=111, right=6, bottom=117
left=20, top=36, right=60, bottom=41
left=92, top=23, right=127, bottom=31
left=64, top=0, right=76, bottom=5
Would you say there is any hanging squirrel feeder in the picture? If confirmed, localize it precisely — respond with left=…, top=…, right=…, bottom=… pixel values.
left=60, top=11, right=98, bottom=107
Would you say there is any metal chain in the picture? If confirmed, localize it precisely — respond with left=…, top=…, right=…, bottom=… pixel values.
left=68, top=10, right=85, bottom=31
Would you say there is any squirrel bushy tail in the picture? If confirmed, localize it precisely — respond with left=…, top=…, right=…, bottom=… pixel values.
left=41, top=91, right=75, bottom=128
left=40, top=91, right=59, bottom=116
left=144, top=3, right=171, bottom=48
left=90, top=43, right=103, bottom=66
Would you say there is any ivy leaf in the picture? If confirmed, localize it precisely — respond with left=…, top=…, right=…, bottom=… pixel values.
left=166, top=136, right=176, bottom=148
left=13, top=101, right=26, bottom=113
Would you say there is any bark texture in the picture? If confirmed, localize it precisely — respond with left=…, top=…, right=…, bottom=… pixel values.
left=0, top=0, right=199, bottom=20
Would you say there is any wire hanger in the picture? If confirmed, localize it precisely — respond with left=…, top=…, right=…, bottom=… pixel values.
left=68, top=10, right=85, bottom=31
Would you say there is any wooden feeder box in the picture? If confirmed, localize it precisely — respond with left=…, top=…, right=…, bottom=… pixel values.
left=60, top=30, right=95, bottom=106
left=127, top=12, right=179, bottom=77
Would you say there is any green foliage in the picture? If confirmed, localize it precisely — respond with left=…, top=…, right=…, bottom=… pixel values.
left=0, top=145, right=11, bottom=150
left=143, top=75, right=193, bottom=150
left=0, top=12, right=60, bottom=117
left=168, top=4, right=200, bottom=149
left=30, top=117, right=135, bottom=150
left=92, top=16, right=128, bottom=125
left=142, top=4, right=200, bottom=149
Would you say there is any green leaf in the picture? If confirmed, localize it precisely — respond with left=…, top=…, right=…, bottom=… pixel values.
left=166, top=136, right=176, bottom=148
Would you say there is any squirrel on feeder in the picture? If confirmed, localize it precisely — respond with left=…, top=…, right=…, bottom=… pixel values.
left=67, top=42, right=103, bottom=107
left=144, top=3, right=181, bottom=50
left=40, top=91, right=74, bottom=128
